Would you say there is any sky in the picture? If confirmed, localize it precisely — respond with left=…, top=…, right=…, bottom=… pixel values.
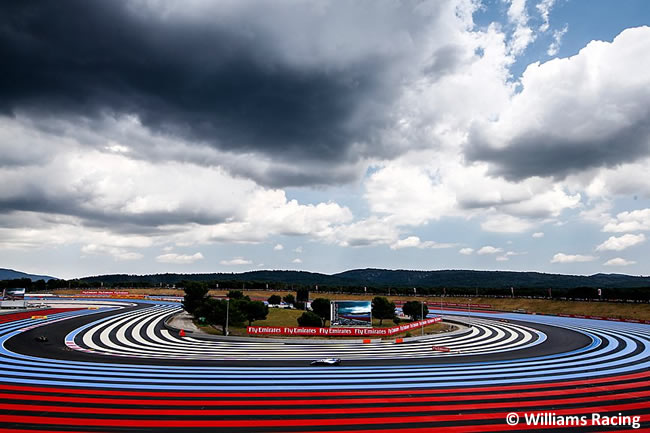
left=1, top=0, right=650, bottom=279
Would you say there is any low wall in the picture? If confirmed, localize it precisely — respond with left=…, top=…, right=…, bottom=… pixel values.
left=0, top=300, right=27, bottom=309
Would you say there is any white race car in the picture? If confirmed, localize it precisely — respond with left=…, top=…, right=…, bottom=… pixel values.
left=310, top=358, right=341, bottom=366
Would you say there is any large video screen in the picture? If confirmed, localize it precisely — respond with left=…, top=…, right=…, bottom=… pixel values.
left=2, top=288, right=25, bottom=300
left=330, top=300, right=372, bottom=327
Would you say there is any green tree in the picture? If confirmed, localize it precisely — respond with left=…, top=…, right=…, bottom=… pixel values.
left=310, top=298, right=331, bottom=326
left=240, top=300, right=269, bottom=326
left=282, top=294, right=295, bottom=306
left=2, top=278, right=32, bottom=290
left=200, top=298, right=245, bottom=335
left=47, top=279, right=63, bottom=290
left=372, top=296, right=396, bottom=326
left=182, top=282, right=209, bottom=316
left=296, top=288, right=309, bottom=302
left=227, top=290, right=249, bottom=300
left=267, top=295, right=282, bottom=305
left=32, top=279, right=47, bottom=292
left=297, top=311, right=322, bottom=327
left=402, top=301, right=428, bottom=321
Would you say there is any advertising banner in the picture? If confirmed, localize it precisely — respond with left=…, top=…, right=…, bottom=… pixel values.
left=3, top=288, right=26, bottom=300
left=396, top=301, right=492, bottom=309
left=81, top=291, right=130, bottom=296
left=432, top=345, right=451, bottom=352
left=331, top=300, right=372, bottom=327
left=248, top=317, right=441, bottom=336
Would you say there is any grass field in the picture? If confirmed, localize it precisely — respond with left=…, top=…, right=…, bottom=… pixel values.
left=206, top=290, right=650, bottom=321
left=199, top=306, right=453, bottom=339
left=49, top=288, right=650, bottom=320
left=45, top=287, right=648, bottom=339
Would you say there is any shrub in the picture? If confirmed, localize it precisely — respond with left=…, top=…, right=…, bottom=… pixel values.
left=240, top=300, right=269, bottom=325
left=402, top=300, right=428, bottom=321
left=310, top=298, right=331, bottom=325
left=372, top=296, right=396, bottom=325
left=282, top=294, right=295, bottom=305
left=297, top=311, right=322, bottom=327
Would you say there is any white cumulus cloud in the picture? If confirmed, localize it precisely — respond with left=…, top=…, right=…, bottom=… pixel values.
left=468, top=26, right=650, bottom=181
left=604, top=257, right=637, bottom=266
left=82, top=244, right=143, bottom=261
left=547, top=24, right=568, bottom=56
left=477, top=246, right=504, bottom=255
left=603, top=208, right=650, bottom=233
left=550, top=253, right=597, bottom=264
left=536, top=0, right=557, bottom=32
left=219, top=257, right=251, bottom=266
left=481, top=214, right=536, bottom=233
left=157, top=252, right=204, bottom=264
left=596, top=233, right=646, bottom=252
left=391, top=236, right=457, bottom=250
left=506, top=0, right=536, bottom=55
left=365, top=163, right=457, bottom=227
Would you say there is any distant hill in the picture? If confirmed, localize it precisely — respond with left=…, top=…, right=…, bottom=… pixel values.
left=334, top=269, right=650, bottom=289
left=78, top=268, right=650, bottom=290
left=81, top=270, right=356, bottom=287
left=0, top=268, right=57, bottom=282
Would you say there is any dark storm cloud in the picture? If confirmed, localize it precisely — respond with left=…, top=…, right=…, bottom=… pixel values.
left=466, top=118, right=650, bottom=181
left=0, top=0, right=429, bottom=184
left=423, top=44, right=468, bottom=78
left=245, top=163, right=363, bottom=189
left=0, top=192, right=231, bottom=231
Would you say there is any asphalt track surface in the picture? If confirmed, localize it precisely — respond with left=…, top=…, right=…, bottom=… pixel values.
left=0, top=299, right=649, bottom=432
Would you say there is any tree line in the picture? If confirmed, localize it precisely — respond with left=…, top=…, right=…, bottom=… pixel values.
left=182, top=283, right=270, bottom=335
left=182, top=284, right=430, bottom=333
left=5, top=276, right=649, bottom=302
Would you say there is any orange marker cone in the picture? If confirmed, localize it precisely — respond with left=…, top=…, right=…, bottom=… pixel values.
left=179, top=329, right=186, bottom=337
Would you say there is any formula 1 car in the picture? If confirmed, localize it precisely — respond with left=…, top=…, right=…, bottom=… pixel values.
left=310, top=358, right=341, bottom=366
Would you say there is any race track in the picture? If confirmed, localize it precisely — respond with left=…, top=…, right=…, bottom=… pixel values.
left=0, top=298, right=648, bottom=432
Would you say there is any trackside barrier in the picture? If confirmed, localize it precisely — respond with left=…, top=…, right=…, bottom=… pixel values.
left=396, top=301, right=492, bottom=309
left=81, top=291, right=130, bottom=296
left=247, top=317, right=442, bottom=336
left=522, top=311, right=650, bottom=325
left=56, top=294, right=183, bottom=302
left=432, top=345, right=451, bottom=352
